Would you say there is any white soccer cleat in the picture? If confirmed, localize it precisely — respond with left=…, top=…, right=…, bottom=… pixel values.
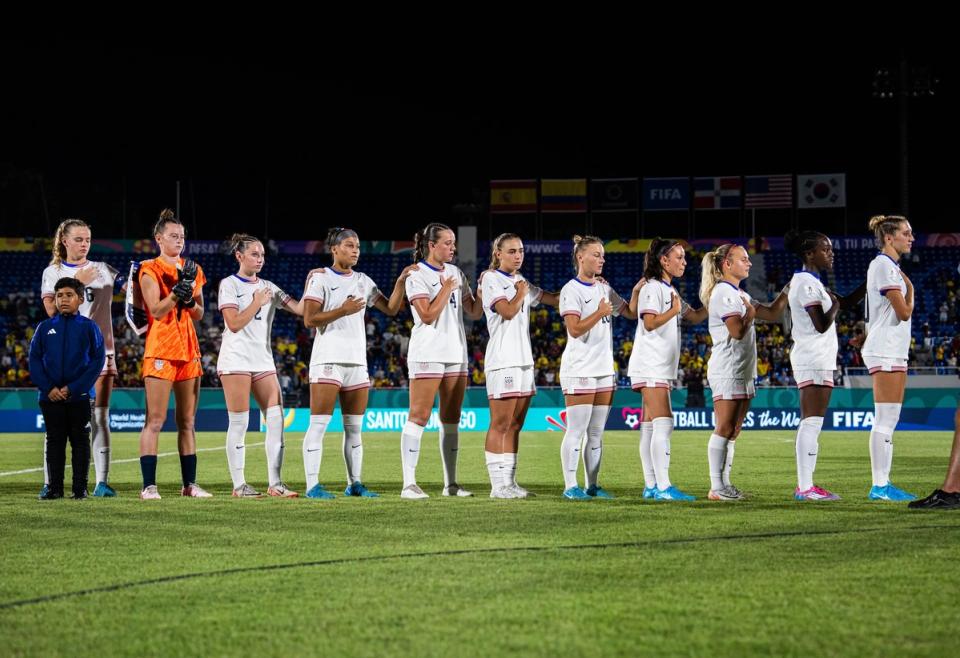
left=509, top=483, right=535, bottom=498
left=489, top=486, right=520, bottom=499
left=140, top=485, right=161, bottom=500
left=232, top=483, right=262, bottom=498
left=181, top=483, right=214, bottom=498
left=708, top=485, right=744, bottom=501
left=443, top=483, right=473, bottom=497
left=401, top=484, right=429, bottom=500
left=266, top=482, right=299, bottom=498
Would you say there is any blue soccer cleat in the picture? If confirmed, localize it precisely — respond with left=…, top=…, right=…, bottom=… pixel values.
left=344, top=481, right=379, bottom=498
left=643, top=486, right=657, bottom=499
left=585, top=485, right=615, bottom=499
left=563, top=486, right=591, bottom=500
left=654, top=485, right=696, bottom=501
left=883, top=483, right=917, bottom=502
left=93, top=482, right=117, bottom=497
left=305, top=484, right=336, bottom=499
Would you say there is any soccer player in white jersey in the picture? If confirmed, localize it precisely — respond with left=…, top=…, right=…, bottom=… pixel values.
left=700, top=244, right=788, bottom=501
left=217, top=233, right=314, bottom=498
left=302, top=228, right=414, bottom=499
left=785, top=230, right=866, bottom=501
left=399, top=222, right=484, bottom=500
left=40, top=219, right=119, bottom=498
left=558, top=235, right=640, bottom=500
left=629, top=238, right=707, bottom=502
left=480, top=233, right=559, bottom=499
left=860, top=215, right=917, bottom=501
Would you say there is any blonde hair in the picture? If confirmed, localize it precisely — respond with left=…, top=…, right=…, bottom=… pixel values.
left=869, top=215, right=908, bottom=249
left=699, top=243, right=738, bottom=307
left=490, top=232, right=521, bottom=270
left=572, top=234, right=603, bottom=273
left=50, top=219, right=91, bottom=267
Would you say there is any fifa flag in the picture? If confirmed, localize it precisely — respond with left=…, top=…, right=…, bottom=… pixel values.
left=744, top=175, right=793, bottom=208
left=797, top=174, right=846, bottom=208
left=694, top=176, right=742, bottom=210
left=591, top=178, right=639, bottom=212
left=490, top=180, right=537, bottom=214
left=541, top=179, right=588, bottom=213
left=642, top=177, right=690, bottom=211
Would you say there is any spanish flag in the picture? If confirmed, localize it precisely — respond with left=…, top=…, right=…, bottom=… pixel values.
left=490, top=179, right=538, bottom=214
left=541, top=179, right=587, bottom=213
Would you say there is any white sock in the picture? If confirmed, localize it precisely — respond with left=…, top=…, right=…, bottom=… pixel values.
left=485, top=450, right=502, bottom=488
left=583, top=405, right=611, bottom=489
left=91, top=406, right=111, bottom=484
left=651, top=417, right=674, bottom=490
left=302, top=414, right=331, bottom=490
left=264, top=405, right=285, bottom=487
left=560, top=405, right=592, bottom=489
left=502, top=452, right=518, bottom=487
left=42, top=434, right=50, bottom=486
left=226, top=411, right=248, bottom=489
left=639, top=421, right=656, bottom=489
left=708, top=433, right=728, bottom=491
left=870, top=403, right=901, bottom=487
left=723, top=441, right=736, bottom=487
left=439, top=422, right=460, bottom=488
left=401, top=421, right=425, bottom=488
left=795, top=416, right=824, bottom=491
left=343, top=414, right=364, bottom=485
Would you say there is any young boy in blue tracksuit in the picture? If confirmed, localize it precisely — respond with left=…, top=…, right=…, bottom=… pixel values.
left=29, top=277, right=105, bottom=499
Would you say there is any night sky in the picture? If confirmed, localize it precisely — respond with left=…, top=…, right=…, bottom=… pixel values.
left=2, top=38, right=954, bottom=243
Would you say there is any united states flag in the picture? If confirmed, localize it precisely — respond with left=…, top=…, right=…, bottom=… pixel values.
left=744, top=175, right=793, bottom=209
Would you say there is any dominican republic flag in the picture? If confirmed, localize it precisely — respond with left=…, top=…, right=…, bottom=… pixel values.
left=744, top=175, right=793, bottom=208
left=693, top=176, right=742, bottom=210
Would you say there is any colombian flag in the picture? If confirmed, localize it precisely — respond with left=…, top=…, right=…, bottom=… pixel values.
left=541, top=179, right=587, bottom=213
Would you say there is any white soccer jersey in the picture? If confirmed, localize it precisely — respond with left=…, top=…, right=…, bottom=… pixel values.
left=306, top=269, right=383, bottom=367
left=788, top=271, right=838, bottom=371
left=627, top=279, right=681, bottom=380
left=481, top=269, right=543, bottom=371
left=862, top=253, right=911, bottom=360
left=558, top=278, right=625, bottom=378
left=217, top=275, right=291, bottom=372
left=41, top=260, right=118, bottom=355
left=405, top=261, right=469, bottom=364
left=706, top=281, right=757, bottom=380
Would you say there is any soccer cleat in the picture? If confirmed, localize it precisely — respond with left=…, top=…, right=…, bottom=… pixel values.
left=181, top=483, right=213, bottom=498
left=563, top=486, right=591, bottom=500
left=266, top=482, right=299, bottom=498
left=708, top=485, right=744, bottom=501
left=232, top=483, right=262, bottom=498
left=509, top=483, right=535, bottom=498
left=139, top=485, right=162, bottom=500
left=344, top=481, right=380, bottom=498
left=71, top=489, right=89, bottom=500
left=442, top=483, right=473, bottom=497
left=908, top=489, right=960, bottom=510
left=490, top=486, right=520, bottom=499
left=642, top=486, right=658, bottom=499
left=305, top=484, right=336, bottom=499
left=401, top=484, right=429, bottom=500
left=869, top=483, right=916, bottom=502
left=585, top=485, right=614, bottom=499
left=39, top=487, right=64, bottom=500
left=654, top=485, right=696, bottom=501
left=93, top=481, right=117, bottom=497
left=794, top=485, right=841, bottom=501
left=883, top=483, right=916, bottom=501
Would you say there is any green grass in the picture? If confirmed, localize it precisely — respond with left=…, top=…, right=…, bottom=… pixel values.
left=2, top=429, right=959, bottom=657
